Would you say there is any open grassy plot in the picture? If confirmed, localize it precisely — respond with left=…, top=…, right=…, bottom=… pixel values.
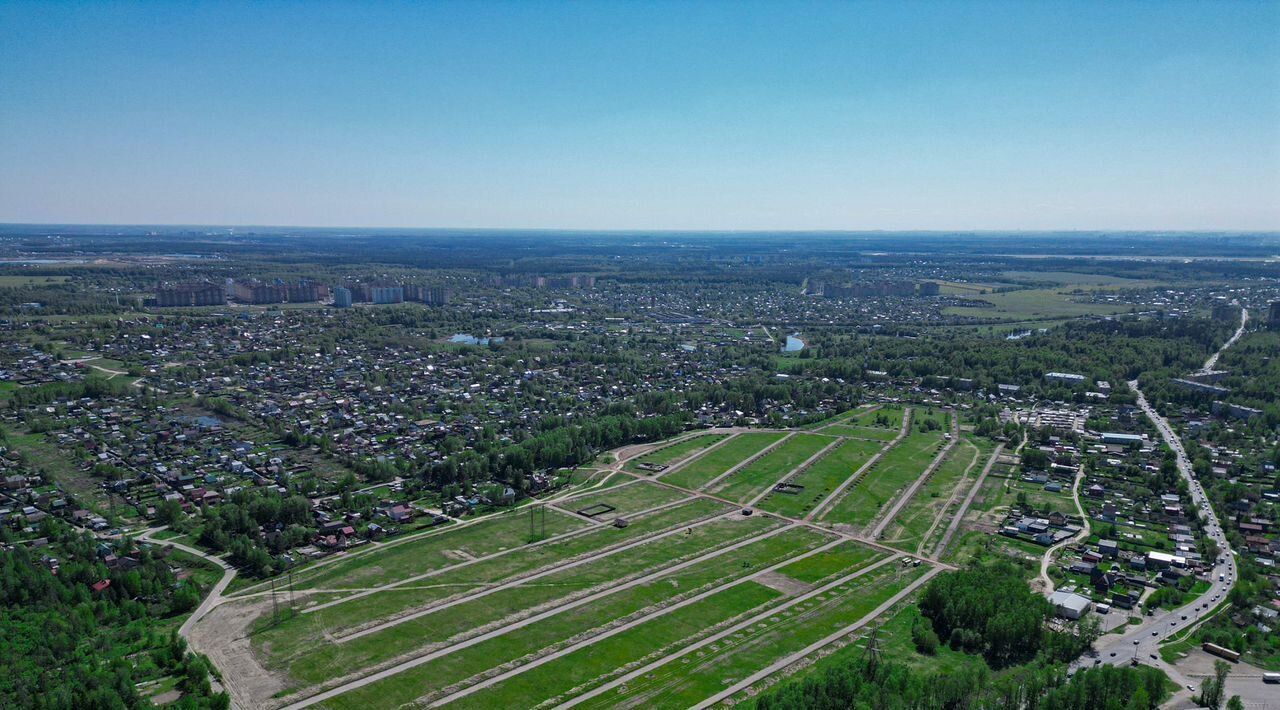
left=286, top=507, right=591, bottom=592
left=7, top=430, right=116, bottom=512
left=709, top=434, right=831, bottom=503
left=755, top=438, right=884, bottom=518
left=820, top=424, right=900, bottom=441
left=569, top=562, right=930, bottom=709
left=1000, top=270, right=1150, bottom=287
left=773, top=540, right=886, bottom=584
left=264, top=507, right=775, bottom=688
left=660, top=432, right=784, bottom=490
left=0, top=274, right=72, bottom=286
left=879, top=438, right=986, bottom=552
left=942, top=274, right=1141, bottom=320
left=623, top=434, right=727, bottom=473
left=981, top=474, right=1077, bottom=516
left=843, top=405, right=904, bottom=430
left=821, top=430, right=946, bottom=529
left=556, top=480, right=690, bottom=521
left=912, top=408, right=949, bottom=431
left=423, top=539, right=888, bottom=710
left=312, top=527, right=834, bottom=710
left=255, top=499, right=730, bottom=663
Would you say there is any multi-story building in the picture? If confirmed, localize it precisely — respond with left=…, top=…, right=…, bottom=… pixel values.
left=231, top=280, right=285, bottom=304
left=1211, top=302, right=1239, bottom=322
left=285, top=282, right=328, bottom=303
left=371, top=285, right=404, bottom=304
left=155, top=282, right=225, bottom=307
left=333, top=287, right=352, bottom=308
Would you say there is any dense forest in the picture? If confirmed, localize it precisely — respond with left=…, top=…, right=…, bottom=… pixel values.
left=797, top=318, right=1229, bottom=398
left=751, top=650, right=1169, bottom=710
left=0, top=521, right=228, bottom=709
left=753, top=564, right=1158, bottom=710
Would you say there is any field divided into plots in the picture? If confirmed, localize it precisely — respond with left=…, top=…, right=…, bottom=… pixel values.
left=706, top=433, right=831, bottom=503
left=878, top=437, right=991, bottom=552
left=223, top=419, right=956, bottom=710
left=660, top=432, right=785, bottom=490
left=820, top=429, right=947, bottom=529
left=623, top=434, right=727, bottom=473
left=755, top=438, right=885, bottom=518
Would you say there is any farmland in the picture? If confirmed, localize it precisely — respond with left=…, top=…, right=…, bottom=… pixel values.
left=187, top=414, right=966, bottom=710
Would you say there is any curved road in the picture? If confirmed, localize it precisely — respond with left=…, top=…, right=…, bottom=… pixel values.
left=1080, top=377, right=1238, bottom=694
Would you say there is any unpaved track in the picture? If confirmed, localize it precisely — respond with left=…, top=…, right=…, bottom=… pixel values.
left=701, top=432, right=796, bottom=492
left=930, top=442, right=1005, bottom=558
left=690, top=565, right=945, bottom=709
left=806, top=407, right=913, bottom=521
left=1035, top=465, right=1089, bottom=593
left=913, top=439, right=981, bottom=556
left=425, top=537, right=850, bottom=707
left=276, top=519, right=797, bottom=709
left=555, top=552, right=908, bottom=709
left=867, top=412, right=959, bottom=539
left=223, top=405, right=973, bottom=709
left=745, top=437, right=844, bottom=508
left=301, top=493, right=694, bottom=617
left=334, top=507, right=743, bottom=644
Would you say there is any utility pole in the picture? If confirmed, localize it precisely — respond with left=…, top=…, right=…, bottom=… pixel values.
left=270, top=576, right=279, bottom=623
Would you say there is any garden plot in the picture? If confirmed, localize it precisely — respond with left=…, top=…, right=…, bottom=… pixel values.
left=755, top=438, right=885, bottom=519
left=265, top=507, right=778, bottom=692
left=624, top=434, right=727, bottom=474
left=708, top=434, right=832, bottom=504
left=820, top=430, right=946, bottom=529
left=660, top=432, right=785, bottom=490
left=309, top=526, right=838, bottom=710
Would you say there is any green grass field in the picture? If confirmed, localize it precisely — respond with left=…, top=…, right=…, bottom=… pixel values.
left=258, top=499, right=731, bottom=660
left=982, top=474, right=1077, bottom=516
left=821, top=429, right=946, bottom=529
left=286, top=507, right=591, bottom=591
left=774, top=540, right=886, bottom=584
left=879, top=438, right=988, bottom=553
left=570, top=562, right=929, bottom=709
left=843, top=405, right=904, bottom=430
left=708, top=434, right=831, bottom=503
left=660, top=432, right=785, bottom=490
left=820, top=424, right=900, bottom=441
left=264, top=505, right=772, bottom=687
left=0, top=274, right=71, bottom=286
left=421, top=539, right=890, bottom=710
left=313, top=527, right=835, bottom=709
left=947, top=287, right=1136, bottom=323
left=557, top=480, right=691, bottom=519
left=623, top=434, right=727, bottom=473
left=755, top=438, right=885, bottom=518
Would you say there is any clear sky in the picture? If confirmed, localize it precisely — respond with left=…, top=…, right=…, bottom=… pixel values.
left=1, top=0, right=1278, bottom=230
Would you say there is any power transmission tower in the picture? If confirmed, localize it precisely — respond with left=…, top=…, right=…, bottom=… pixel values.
left=859, top=625, right=881, bottom=679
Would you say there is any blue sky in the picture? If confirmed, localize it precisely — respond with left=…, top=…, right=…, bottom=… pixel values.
left=1, top=0, right=1277, bottom=230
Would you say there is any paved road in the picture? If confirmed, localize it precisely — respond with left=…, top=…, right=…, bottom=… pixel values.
left=1080, top=380, right=1238, bottom=696
left=1197, top=307, right=1248, bottom=373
